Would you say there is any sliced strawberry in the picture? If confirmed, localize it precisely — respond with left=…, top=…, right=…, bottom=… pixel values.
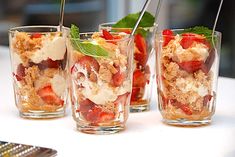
left=102, top=30, right=114, bottom=40
left=133, top=69, right=146, bottom=87
left=170, top=99, right=192, bottom=115
left=180, top=33, right=206, bottom=49
left=37, top=85, right=64, bottom=105
left=79, top=99, right=95, bottom=112
left=114, top=92, right=130, bottom=106
left=31, top=33, right=42, bottom=39
left=203, top=95, right=213, bottom=106
left=77, top=56, right=100, bottom=73
left=131, top=87, right=141, bottom=101
left=112, top=71, right=125, bottom=87
left=85, top=106, right=102, bottom=123
left=38, top=58, right=60, bottom=70
left=14, top=63, right=26, bottom=81
left=162, top=29, right=174, bottom=47
left=134, top=52, right=147, bottom=67
left=180, top=104, right=193, bottom=115
left=99, top=112, right=115, bottom=122
left=178, top=61, right=203, bottom=73
left=134, top=34, right=147, bottom=55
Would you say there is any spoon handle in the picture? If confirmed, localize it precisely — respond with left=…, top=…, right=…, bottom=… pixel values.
left=212, top=0, right=223, bottom=46
left=59, top=0, right=66, bottom=32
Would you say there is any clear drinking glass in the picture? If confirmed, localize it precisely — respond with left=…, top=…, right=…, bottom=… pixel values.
left=155, top=29, right=222, bottom=126
left=9, top=26, right=68, bottom=119
left=67, top=31, right=134, bottom=134
left=99, top=22, right=156, bottom=112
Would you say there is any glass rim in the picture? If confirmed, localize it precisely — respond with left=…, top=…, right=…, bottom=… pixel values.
left=99, top=22, right=155, bottom=30
left=8, top=25, right=70, bottom=33
left=69, top=32, right=133, bottom=42
left=156, top=29, right=222, bottom=38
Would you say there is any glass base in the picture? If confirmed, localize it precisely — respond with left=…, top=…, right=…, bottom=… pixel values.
left=76, top=123, right=125, bottom=134
left=162, top=118, right=211, bottom=127
left=130, top=104, right=150, bottom=113
left=19, top=110, right=65, bottom=119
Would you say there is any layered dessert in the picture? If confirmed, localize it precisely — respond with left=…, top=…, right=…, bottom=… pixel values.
left=69, top=25, right=132, bottom=128
left=157, top=28, right=218, bottom=123
left=9, top=29, right=67, bottom=117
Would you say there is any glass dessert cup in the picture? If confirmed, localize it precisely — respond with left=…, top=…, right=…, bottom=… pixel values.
left=68, top=31, right=133, bottom=134
left=155, top=29, right=221, bottom=126
left=9, top=26, right=68, bottom=119
left=99, top=22, right=156, bottom=112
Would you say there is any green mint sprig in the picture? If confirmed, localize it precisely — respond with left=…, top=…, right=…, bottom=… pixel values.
left=182, top=26, right=214, bottom=42
left=70, top=24, right=109, bottom=58
left=112, top=11, right=155, bottom=37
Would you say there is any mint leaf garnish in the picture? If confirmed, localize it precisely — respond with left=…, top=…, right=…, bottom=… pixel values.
left=80, top=42, right=109, bottom=57
left=182, top=26, right=214, bottom=42
left=112, top=11, right=155, bottom=28
left=70, top=24, right=109, bottom=57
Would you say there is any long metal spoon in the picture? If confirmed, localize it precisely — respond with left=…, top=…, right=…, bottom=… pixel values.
left=153, top=0, right=162, bottom=28
left=59, top=0, right=66, bottom=32
left=130, top=0, right=152, bottom=36
left=212, top=0, right=223, bottom=47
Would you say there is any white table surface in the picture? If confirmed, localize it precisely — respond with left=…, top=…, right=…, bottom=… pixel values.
left=1, top=45, right=235, bottom=157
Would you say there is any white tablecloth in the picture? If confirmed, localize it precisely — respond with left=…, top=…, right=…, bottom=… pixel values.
left=1, top=46, right=235, bottom=157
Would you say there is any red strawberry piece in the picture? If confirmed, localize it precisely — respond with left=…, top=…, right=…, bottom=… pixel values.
left=178, top=60, right=204, bottom=73
left=134, top=52, right=147, bottom=67
left=179, top=104, right=193, bottom=115
left=162, top=29, right=174, bottom=47
left=77, top=56, right=100, bottom=73
left=114, top=92, right=130, bottom=106
left=180, top=33, right=206, bottom=49
left=99, top=112, right=115, bottom=122
left=112, top=70, right=125, bottom=87
left=170, top=99, right=192, bottom=115
left=79, top=99, right=95, bottom=112
left=134, top=34, right=147, bottom=55
left=14, top=63, right=26, bottom=81
left=37, top=85, right=64, bottom=106
left=131, top=87, right=141, bottom=101
left=30, top=33, right=42, bottom=39
left=85, top=106, right=102, bottom=123
left=133, top=69, right=146, bottom=87
left=102, top=30, right=114, bottom=40
left=203, top=95, right=213, bottom=106
left=38, top=58, right=60, bottom=70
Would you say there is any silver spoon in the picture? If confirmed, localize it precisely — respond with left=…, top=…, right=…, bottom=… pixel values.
left=59, top=0, right=66, bottom=32
left=130, top=0, right=152, bottom=36
left=212, top=0, right=223, bottom=47
left=153, top=0, right=162, bottom=29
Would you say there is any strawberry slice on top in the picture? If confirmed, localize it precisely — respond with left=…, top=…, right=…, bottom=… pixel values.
left=162, top=29, right=174, bottom=47
left=180, top=33, right=207, bottom=49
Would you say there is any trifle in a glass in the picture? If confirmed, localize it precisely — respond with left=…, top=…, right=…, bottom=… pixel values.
left=155, top=27, right=221, bottom=126
left=9, top=26, right=68, bottom=119
left=99, top=22, right=155, bottom=112
left=68, top=25, right=133, bottom=134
